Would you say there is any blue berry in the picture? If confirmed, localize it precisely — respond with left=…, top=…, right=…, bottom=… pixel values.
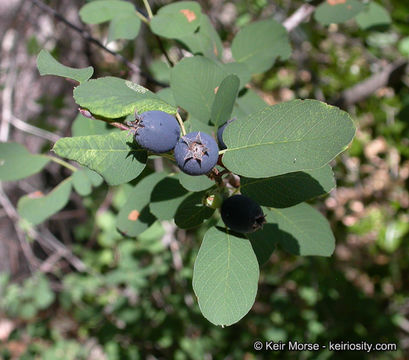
left=174, top=131, right=219, bottom=175
left=127, top=110, right=180, bottom=153
left=221, top=194, right=266, bottom=233
left=217, top=118, right=236, bottom=150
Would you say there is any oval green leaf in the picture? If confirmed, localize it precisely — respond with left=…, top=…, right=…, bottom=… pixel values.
left=222, top=99, right=356, bottom=178
left=53, top=132, right=147, bottom=186
left=178, top=172, right=214, bottom=192
left=193, top=226, right=259, bottom=326
left=79, top=0, right=135, bottom=24
left=355, top=2, right=391, bottom=30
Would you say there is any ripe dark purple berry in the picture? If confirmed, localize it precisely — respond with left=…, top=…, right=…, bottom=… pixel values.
left=221, top=194, right=266, bottom=233
left=217, top=118, right=236, bottom=150
left=174, top=131, right=219, bottom=176
left=127, top=110, right=180, bottom=153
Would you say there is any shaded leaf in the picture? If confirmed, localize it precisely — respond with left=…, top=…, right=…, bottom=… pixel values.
left=53, top=132, right=147, bottom=186
left=193, top=226, right=259, bottom=326
left=259, top=204, right=335, bottom=256
left=247, top=226, right=278, bottom=266
left=150, top=1, right=201, bottom=39
left=170, top=56, right=228, bottom=123
left=231, top=88, right=267, bottom=121
left=72, top=169, right=92, bottom=196
left=222, top=100, right=356, bottom=178
left=178, top=171, right=214, bottom=192
left=314, top=0, right=365, bottom=25
left=0, top=142, right=50, bottom=181
left=73, top=77, right=176, bottom=119
left=220, top=62, right=252, bottom=88
left=37, top=49, right=93, bottom=83
left=116, top=172, right=167, bottom=237
left=150, top=175, right=189, bottom=220
left=240, top=165, right=335, bottom=208
left=231, top=19, right=291, bottom=74
left=17, top=178, right=72, bottom=225
left=174, top=191, right=215, bottom=228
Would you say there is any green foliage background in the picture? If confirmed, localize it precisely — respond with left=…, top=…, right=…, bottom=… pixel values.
left=1, top=0, right=409, bottom=359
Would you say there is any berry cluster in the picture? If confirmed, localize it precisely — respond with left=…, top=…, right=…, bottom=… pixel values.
left=127, top=111, right=265, bottom=234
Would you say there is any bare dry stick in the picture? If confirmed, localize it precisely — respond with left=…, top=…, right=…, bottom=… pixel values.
left=283, top=4, right=316, bottom=32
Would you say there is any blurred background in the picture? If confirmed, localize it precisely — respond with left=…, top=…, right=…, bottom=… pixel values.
left=0, top=0, right=409, bottom=359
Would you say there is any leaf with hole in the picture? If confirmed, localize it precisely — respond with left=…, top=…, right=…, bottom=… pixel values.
left=314, top=0, right=365, bottom=26
left=150, top=1, right=201, bottom=39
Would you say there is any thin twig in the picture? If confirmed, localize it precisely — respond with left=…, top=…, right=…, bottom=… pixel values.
left=283, top=4, right=315, bottom=32
left=175, top=112, right=186, bottom=136
left=29, top=0, right=165, bottom=85
left=9, top=114, right=61, bottom=142
left=155, top=35, right=174, bottom=67
left=46, top=155, right=78, bottom=172
left=142, top=0, right=154, bottom=19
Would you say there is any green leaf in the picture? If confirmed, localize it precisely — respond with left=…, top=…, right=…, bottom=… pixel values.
left=314, top=0, right=365, bottom=26
left=178, top=172, right=214, bottom=192
left=149, top=60, right=171, bottom=84
left=258, top=204, right=335, bottom=256
left=0, top=142, right=50, bottom=181
left=79, top=0, right=135, bottom=24
left=156, top=88, right=176, bottom=107
left=170, top=56, right=228, bottom=122
left=178, top=15, right=223, bottom=60
left=150, top=175, right=189, bottom=220
left=116, top=172, right=166, bottom=237
left=247, top=228, right=278, bottom=266
left=184, top=116, right=214, bottom=134
left=174, top=191, right=215, bottom=229
left=231, top=19, right=291, bottom=74
left=72, top=169, right=92, bottom=196
left=398, top=37, right=409, bottom=57
left=37, top=49, right=93, bottom=83
left=17, top=177, right=72, bottom=225
left=355, top=2, right=391, bottom=30
left=84, top=168, right=103, bottom=187
left=53, top=132, right=147, bottom=186
left=108, top=14, right=141, bottom=42
left=193, top=226, right=259, bottom=326
left=232, top=88, right=267, bottom=121
left=73, top=77, right=176, bottom=119
left=150, top=1, right=201, bottom=39
left=222, top=100, right=356, bottom=178
left=210, top=74, right=240, bottom=128
left=220, top=62, right=252, bottom=88
left=72, top=114, right=116, bottom=137
left=240, top=165, right=335, bottom=208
